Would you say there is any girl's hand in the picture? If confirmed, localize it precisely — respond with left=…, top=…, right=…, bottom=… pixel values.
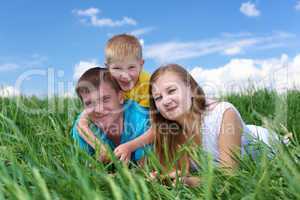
left=148, top=171, right=178, bottom=181
left=168, top=170, right=182, bottom=179
left=149, top=171, right=158, bottom=180
left=114, top=143, right=132, bottom=163
left=172, top=176, right=200, bottom=187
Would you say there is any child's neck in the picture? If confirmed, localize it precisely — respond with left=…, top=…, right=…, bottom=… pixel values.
left=104, top=113, right=124, bottom=146
left=177, top=113, right=202, bottom=143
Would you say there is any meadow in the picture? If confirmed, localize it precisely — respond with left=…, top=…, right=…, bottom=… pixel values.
left=0, top=89, right=299, bottom=199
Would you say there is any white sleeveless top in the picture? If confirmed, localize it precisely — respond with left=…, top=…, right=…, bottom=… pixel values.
left=201, top=99, right=277, bottom=162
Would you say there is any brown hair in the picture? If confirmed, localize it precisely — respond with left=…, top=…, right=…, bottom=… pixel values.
left=105, top=34, right=142, bottom=64
left=149, top=64, right=206, bottom=172
left=75, top=67, right=121, bottom=102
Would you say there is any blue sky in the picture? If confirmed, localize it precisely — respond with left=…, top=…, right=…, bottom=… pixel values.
left=1, top=0, right=300, bottom=96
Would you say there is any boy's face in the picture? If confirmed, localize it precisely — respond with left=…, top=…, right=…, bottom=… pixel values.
left=108, top=58, right=144, bottom=92
left=80, top=82, right=124, bottom=130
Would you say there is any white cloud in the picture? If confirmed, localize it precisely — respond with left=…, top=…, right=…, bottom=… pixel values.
left=190, top=53, right=300, bottom=97
left=295, top=1, right=300, bottom=10
left=0, top=54, right=48, bottom=72
left=73, top=60, right=101, bottom=80
left=0, top=86, right=21, bottom=97
left=221, top=38, right=259, bottom=55
left=128, top=27, right=155, bottom=37
left=0, top=63, right=19, bottom=72
left=73, top=7, right=137, bottom=27
left=74, top=7, right=100, bottom=17
left=273, top=31, right=296, bottom=38
left=144, top=32, right=295, bottom=63
left=139, top=39, right=145, bottom=47
left=240, top=2, right=260, bottom=17
left=221, top=32, right=253, bottom=38
left=223, top=46, right=242, bottom=55
left=91, top=16, right=136, bottom=27
left=145, top=40, right=222, bottom=63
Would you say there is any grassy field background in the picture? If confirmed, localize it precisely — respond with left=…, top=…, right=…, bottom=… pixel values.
left=0, top=89, right=299, bottom=199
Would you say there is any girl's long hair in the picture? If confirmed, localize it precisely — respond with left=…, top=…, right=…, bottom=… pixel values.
left=149, top=64, right=206, bottom=171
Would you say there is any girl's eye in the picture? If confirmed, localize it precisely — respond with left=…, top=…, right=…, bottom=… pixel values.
left=168, top=88, right=176, bottom=94
left=129, top=66, right=136, bottom=70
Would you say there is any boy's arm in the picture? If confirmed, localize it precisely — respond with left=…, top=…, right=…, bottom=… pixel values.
left=114, top=126, right=155, bottom=161
left=77, top=112, right=102, bottom=149
left=77, top=111, right=110, bottom=162
left=129, top=126, right=155, bottom=149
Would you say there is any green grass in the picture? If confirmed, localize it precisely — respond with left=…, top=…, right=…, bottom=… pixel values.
left=0, top=90, right=299, bottom=199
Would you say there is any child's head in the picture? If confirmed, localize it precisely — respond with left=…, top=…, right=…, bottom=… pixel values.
left=76, top=67, right=124, bottom=129
left=105, top=34, right=144, bottom=91
left=149, top=64, right=206, bottom=168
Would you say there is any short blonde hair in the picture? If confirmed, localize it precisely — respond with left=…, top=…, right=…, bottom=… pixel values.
left=105, top=34, right=142, bottom=64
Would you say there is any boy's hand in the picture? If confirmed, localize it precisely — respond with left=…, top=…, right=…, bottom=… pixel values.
left=97, top=146, right=111, bottom=163
left=114, top=143, right=132, bottom=163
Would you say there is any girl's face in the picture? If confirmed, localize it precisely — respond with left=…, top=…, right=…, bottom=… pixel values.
left=152, top=72, right=193, bottom=122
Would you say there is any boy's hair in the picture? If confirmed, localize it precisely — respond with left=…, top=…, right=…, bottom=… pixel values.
left=75, top=67, right=121, bottom=101
left=105, top=34, right=142, bottom=64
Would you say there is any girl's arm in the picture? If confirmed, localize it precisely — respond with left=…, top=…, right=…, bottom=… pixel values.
left=218, top=108, right=242, bottom=169
left=114, top=126, right=155, bottom=161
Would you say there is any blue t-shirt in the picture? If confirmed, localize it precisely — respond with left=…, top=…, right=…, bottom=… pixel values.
left=71, top=100, right=150, bottom=161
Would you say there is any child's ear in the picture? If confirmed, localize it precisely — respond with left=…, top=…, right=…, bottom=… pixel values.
left=118, top=91, right=124, bottom=104
left=140, top=59, right=145, bottom=66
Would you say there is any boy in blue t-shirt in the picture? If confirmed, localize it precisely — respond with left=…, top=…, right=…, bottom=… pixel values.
left=70, top=67, right=150, bottom=163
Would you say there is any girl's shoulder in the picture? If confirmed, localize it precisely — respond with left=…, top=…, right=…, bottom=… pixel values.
left=202, top=98, right=244, bottom=135
left=204, top=99, right=237, bottom=118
